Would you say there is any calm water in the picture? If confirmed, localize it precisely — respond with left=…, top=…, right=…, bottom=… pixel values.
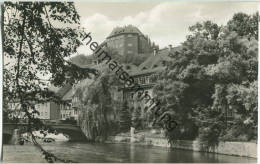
left=4, top=142, right=257, bottom=163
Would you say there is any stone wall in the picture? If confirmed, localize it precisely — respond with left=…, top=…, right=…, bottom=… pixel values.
left=108, top=135, right=257, bottom=158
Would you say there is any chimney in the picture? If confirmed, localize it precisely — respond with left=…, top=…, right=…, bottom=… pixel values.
left=169, top=44, right=172, bottom=51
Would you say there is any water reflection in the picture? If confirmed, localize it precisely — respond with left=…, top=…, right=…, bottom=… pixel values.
left=39, top=142, right=257, bottom=163
left=4, top=142, right=256, bottom=163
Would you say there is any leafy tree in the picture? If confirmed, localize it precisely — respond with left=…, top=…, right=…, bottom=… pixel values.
left=153, top=12, right=258, bottom=145
left=75, top=65, right=122, bottom=140
left=227, top=12, right=258, bottom=39
left=3, top=2, right=96, bottom=163
left=121, top=52, right=150, bottom=66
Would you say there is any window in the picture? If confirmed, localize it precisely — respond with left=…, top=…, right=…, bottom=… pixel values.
left=150, top=74, right=158, bottom=83
left=127, top=43, right=133, bottom=47
left=127, top=34, right=132, bottom=37
left=145, top=76, right=150, bottom=84
left=127, top=50, right=132, bottom=54
left=139, top=77, right=145, bottom=84
left=134, top=78, right=139, bottom=84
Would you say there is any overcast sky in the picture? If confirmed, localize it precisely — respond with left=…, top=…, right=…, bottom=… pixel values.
left=75, top=1, right=258, bottom=55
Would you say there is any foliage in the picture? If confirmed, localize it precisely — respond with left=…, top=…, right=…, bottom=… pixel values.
left=3, top=2, right=96, bottom=163
left=121, top=53, right=151, bottom=66
left=153, top=12, right=258, bottom=144
left=75, top=65, right=122, bottom=140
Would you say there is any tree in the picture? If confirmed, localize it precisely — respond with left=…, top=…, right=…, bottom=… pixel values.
left=3, top=2, right=96, bottom=163
left=153, top=12, right=258, bottom=144
left=74, top=65, right=122, bottom=141
left=119, top=101, right=131, bottom=132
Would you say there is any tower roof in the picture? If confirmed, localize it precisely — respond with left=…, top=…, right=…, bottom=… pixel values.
left=107, top=25, right=144, bottom=38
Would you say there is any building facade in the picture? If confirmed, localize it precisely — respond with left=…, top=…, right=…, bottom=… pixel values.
left=35, top=102, right=60, bottom=120
left=121, top=48, right=173, bottom=117
left=59, top=85, right=79, bottom=121
left=104, top=25, right=158, bottom=56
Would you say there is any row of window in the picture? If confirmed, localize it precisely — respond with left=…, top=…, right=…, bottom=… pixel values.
left=40, top=111, right=48, bottom=117
left=72, top=97, right=79, bottom=103
left=61, top=110, right=78, bottom=115
left=60, top=104, right=72, bottom=110
left=61, top=110, right=78, bottom=119
left=107, top=33, right=135, bottom=42
left=133, top=74, right=159, bottom=85
left=61, top=114, right=71, bottom=119
left=36, top=103, right=48, bottom=108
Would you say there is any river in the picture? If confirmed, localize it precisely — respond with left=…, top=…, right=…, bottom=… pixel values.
left=3, top=142, right=257, bottom=163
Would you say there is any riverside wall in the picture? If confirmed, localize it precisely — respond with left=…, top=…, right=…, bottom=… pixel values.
left=107, top=135, right=257, bottom=158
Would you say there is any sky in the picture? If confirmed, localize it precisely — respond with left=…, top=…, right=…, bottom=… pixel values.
left=75, top=1, right=258, bottom=55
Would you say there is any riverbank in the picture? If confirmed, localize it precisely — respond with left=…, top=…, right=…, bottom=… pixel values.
left=3, top=142, right=257, bottom=163
left=3, top=145, right=47, bottom=163
left=106, top=130, right=257, bottom=158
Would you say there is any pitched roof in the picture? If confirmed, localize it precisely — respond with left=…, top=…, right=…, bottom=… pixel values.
left=122, top=64, right=139, bottom=75
left=130, top=47, right=181, bottom=76
left=62, top=88, right=73, bottom=101
left=107, top=25, right=144, bottom=38
left=138, top=48, right=171, bottom=69
left=56, top=84, right=72, bottom=98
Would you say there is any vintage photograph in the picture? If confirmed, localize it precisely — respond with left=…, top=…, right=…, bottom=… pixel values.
left=1, top=1, right=258, bottom=163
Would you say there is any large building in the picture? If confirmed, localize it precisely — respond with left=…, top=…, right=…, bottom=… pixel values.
left=35, top=102, right=60, bottom=120
left=103, top=25, right=158, bottom=56
left=6, top=86, right=61, bottom=121
left=121, top=47, right=175, bottom=118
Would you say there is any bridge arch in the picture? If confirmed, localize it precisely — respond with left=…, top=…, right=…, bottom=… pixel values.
left=3, top=123, right=87, bottom=143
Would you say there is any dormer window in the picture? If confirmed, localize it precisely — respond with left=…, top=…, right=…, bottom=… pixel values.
left=153, top=65, right=158, bottom=68
left=142, top=67, right=147, bottom=70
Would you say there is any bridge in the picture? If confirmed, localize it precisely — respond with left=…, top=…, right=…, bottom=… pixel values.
left=3, top=122, right=87, bottom=143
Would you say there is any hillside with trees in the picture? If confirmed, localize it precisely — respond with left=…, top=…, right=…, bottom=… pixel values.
left=152, top=12, right=258, bottom=145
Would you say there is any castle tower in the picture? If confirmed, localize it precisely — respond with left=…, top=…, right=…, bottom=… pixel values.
left=105, top=25, right=154, bottom=56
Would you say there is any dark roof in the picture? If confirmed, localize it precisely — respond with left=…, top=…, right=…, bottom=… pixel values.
left=56, top=84, right=72, bottom=98
left=62, top=88, right=73, bottom=101
left=107, top=25, right=144, bottom=38
left=122, top=64, right=139, bottom=75
left=130, top=66, right=165, bottom=76
left=130, top=47, right=181, bottom=76
left=138, top=48, right=171, bottom=70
